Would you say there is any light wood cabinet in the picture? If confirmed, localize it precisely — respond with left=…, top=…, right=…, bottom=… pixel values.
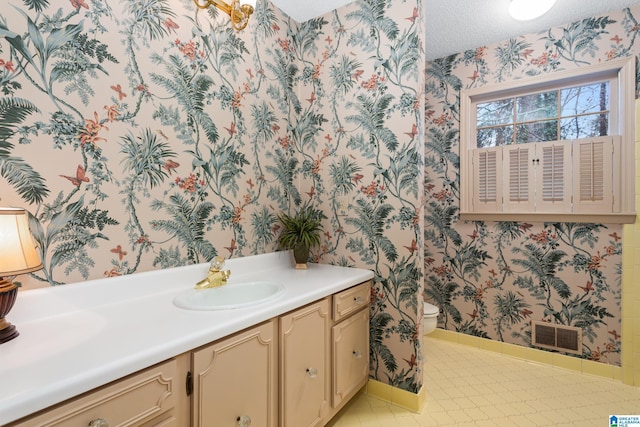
left=331, top=307, right=369, bottom=408
left=9, top=281, right=370, bottom=427
left=328, top=281, right=370, bottom=417
left=10, top=356, right=190, bottom=427
left=279, top=298, right=330, bottom=427
left=279, top=280, right=371, bottom=427
left=191, top=319, right=278, bottom=427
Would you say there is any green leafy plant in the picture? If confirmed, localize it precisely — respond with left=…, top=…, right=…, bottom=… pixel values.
left=277, top=204, right=324, bottom=251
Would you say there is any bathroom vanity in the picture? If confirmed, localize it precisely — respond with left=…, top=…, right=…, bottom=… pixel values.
left=0, top=252, right=373, bottom=426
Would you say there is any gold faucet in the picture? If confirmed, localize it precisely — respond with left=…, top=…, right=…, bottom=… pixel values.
left=195, top=256, right=231, bottom=289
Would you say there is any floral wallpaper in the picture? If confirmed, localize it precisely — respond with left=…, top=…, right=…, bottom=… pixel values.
left=424, top=6, right=640, bottom=367
left=0, top=0, right=424, bottom=394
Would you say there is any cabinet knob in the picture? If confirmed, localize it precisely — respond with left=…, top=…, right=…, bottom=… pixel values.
left=306, top=367, right=318, bottom=378
left=353, top=350, right=363, bottom=359
left=354, top=296, right=364, bottom=305
left=237, top=415, right=251, bottom=426
left=88, top=419, right=108, bottom=427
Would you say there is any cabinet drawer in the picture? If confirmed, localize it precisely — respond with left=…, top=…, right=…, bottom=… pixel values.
left=332, top=281, right=370, bottom=322
left=12, top=359, right=178, bottom=427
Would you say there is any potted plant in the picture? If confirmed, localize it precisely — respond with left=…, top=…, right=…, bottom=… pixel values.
left=277, top=204, right=324, bottom=269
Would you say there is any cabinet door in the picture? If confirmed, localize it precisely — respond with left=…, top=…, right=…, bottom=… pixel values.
left=192, top=319, right=277, bottom=427
left=332, top=307, right=369, bottom=408
left=280, top=299, right=330, bottom=427
left=11, top=359, right=180, bottom=427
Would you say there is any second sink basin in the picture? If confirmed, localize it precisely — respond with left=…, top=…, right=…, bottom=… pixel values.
left=173, top=280, right=285, bottom=310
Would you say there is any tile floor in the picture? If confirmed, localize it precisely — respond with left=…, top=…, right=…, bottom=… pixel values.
left=327, top=336, right=640, bottom=426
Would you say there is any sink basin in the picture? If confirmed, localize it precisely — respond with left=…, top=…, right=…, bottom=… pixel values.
left=173, top=281, right=285, bottom=310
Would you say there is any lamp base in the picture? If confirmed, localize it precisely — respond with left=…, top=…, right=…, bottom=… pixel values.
left=0, top=319, right=18, bottom=343
left=0, top=278, right=19, bottom=344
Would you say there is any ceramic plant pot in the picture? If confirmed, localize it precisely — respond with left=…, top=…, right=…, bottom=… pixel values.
left=293, top=242, right=309, bottom=269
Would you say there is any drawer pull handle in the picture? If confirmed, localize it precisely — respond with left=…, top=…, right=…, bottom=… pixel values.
left=306, top=367, right=318, bottom=378
left=237, top=415, right=251, bottom=426
left=88, top=419, right=108, bottom=427
left=354, top=296, right=364, bottom=305
left=353, top=350, right=363, bottom=359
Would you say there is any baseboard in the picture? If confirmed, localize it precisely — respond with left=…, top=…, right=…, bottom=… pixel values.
left=429, top=328, right=622, bottom=382
left=365, top=378, right=425, bottom=413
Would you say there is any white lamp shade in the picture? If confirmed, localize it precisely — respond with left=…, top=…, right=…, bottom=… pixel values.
left=509, top=0, right=556, bottom=21
left=243, top=0, right=256, bottom=8
left=0, top=208, right=42, bottom=276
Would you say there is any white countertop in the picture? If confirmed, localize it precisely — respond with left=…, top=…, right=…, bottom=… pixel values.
left=0, top=251, right=374, bottom=425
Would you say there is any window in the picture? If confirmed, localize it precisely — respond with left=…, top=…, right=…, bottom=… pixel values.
left=459, top=58, right=635, bottom=223
left=476, top=81, right=610, bottom=146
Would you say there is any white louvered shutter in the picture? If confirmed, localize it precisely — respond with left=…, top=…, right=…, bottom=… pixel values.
left=537, top=141, right=572, bottom=212
left=503, top=145, right=534, bottom=212
left=472, top=147, right=501, bottom=212
left=572, top=136, right=617, bottom=213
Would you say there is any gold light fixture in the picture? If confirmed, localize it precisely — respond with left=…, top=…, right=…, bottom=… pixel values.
left=0, top=208, right=42, bottom=344
left=194, top=0, right=257, bottom=30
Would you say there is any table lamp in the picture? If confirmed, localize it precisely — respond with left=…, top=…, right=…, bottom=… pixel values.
left=0, top=208, right=43, bottom=344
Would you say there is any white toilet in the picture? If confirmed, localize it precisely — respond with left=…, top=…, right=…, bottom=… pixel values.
left=423, top=302, right=440, bottom=334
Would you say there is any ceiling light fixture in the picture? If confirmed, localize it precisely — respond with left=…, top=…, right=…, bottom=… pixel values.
left=508, top=0, right=556, bottom=21
left=194, top=0, right=256, bottom=30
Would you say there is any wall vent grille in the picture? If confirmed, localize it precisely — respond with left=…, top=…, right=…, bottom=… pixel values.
left=531, top=321, right=582, bottom=354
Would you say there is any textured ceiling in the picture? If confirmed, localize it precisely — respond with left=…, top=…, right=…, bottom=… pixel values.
left=270, top=0, right=640, bottom=61
left=269, top=0, right=356, bottom=23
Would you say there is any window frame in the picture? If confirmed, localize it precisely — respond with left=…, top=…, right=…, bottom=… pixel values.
left=459, top=58, right=636, bottom=224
